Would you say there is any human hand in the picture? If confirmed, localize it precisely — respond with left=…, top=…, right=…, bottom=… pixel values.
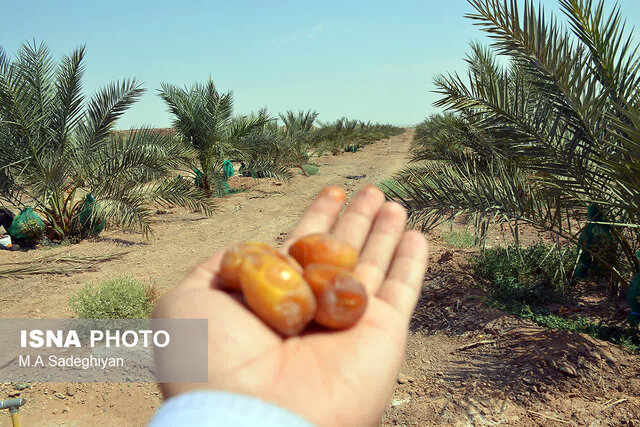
left=153, top=185, right=429, bottom=426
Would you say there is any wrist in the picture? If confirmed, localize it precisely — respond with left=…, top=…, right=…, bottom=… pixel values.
left=150, top=389, right=314, bottom=426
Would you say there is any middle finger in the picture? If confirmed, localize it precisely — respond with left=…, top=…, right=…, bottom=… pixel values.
left=331, top=185, right=386, bottom=252
left=354, top=201, right=407, bottom=294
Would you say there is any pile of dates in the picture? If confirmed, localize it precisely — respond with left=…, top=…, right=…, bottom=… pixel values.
left=218, top=233, right=368, bottom=336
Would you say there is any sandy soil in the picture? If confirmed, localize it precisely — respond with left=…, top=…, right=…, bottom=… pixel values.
left=1, top=129, right=639, bottom=426
left=381, top=240, right=640, bottom=426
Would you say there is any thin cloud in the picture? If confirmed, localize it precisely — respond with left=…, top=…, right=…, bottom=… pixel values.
left=270, top=23, right=325, bottom=45
left=307, top=23, right=325, bottom=40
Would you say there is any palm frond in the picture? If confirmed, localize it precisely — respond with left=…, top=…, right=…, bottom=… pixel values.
left=79, top=78, right=144, bottom=147
left=149, top=177, right=215, bottom=214
left=91, top=188, right=156, bottom=237
left=560, top=0, right=640, bottom=106
left=52, top=46, right=86, bottom=146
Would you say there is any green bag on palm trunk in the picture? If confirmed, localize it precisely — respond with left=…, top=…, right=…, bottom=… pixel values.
left=8, top=207, right=44, bottom=243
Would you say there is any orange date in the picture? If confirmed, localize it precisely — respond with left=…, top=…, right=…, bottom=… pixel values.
left=303, top=263, right=367, bottom=329
left=219, top=242, right=301, bottom=291
left=235, top=251, right=316, bottom=336
left=288, top=234, right=358, bottom=270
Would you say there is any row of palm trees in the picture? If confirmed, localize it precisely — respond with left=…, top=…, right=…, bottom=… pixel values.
left=384, top=0, right=640, bottom=294
left=0, top=42, right=401, bottom=242
left=0, top=43, right=214, bottom=241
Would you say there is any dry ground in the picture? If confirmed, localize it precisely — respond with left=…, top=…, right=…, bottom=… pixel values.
left=1, top=129, right=639, bottom=426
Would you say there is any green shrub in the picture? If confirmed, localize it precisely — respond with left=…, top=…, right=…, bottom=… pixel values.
left=301, top=164, right=319, bottom=175
left=70, top=276, right=155, bottom=318
left=474, top=242, right=640, bottom=354
left=442, top=230, right=476, bottom=248
left=473, top=242, right=577, bottom=304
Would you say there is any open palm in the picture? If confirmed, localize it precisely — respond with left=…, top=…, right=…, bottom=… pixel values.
left=154, top=185, right=429, bottom=426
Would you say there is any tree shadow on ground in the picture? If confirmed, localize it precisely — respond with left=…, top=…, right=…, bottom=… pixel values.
left=97, top=237, right=149, bottom=247
left=408, top=269, right=635, bottom=416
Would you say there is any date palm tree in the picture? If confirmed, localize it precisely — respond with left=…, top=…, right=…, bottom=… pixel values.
left=279, top=109, right=319, bottom=161
left=385, top=0, right=640, bottom=290
left=0, top=41, right=212, bottom=241
left=233, top=111, right=296, bottom=179
left=159, top=79, right=295, bottom=194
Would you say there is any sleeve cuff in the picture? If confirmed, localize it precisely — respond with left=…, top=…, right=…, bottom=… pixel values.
left=149, top=390, right=314, bottom=427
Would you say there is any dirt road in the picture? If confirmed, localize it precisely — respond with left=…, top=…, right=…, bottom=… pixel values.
left=0, top=130, right=413, bottom=319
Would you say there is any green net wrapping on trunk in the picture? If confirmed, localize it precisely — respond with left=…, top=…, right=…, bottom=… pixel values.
left=79, top=194, right=106, bottom=236
left=575, top=204, right=617, bottom=278
left=194, top=167, right=231, bottom=195
left=627, top=252, right=640, bottom=327
left=193, top=168, right=204, bottom=188
left=8, top=207, right=44, bottom=243
left=223, top=160, right=234, bottom=179
left=213, top=176, right=230, bottom=196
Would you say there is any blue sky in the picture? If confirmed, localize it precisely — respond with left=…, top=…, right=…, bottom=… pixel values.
left=2, top=1, right=640, bottom=128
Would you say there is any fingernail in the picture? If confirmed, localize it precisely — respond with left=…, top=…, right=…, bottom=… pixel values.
left=362, top=184, right=380, bottom=195
left=319, top=186, right=346, bottom=202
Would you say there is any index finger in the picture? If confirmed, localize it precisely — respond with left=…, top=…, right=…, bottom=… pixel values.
left=280, top=186, right=347, bottom=252
left=377, top=230, right=429, bottom=320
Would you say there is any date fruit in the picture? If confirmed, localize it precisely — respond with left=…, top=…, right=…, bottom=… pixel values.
left=218, top=235, right=367, bottom=336
left=229, top=249, right=316, bottom=336
left=303, top=263, right=367, bottom=329
left=288, top=234, right=358, bottom=270
left=219, top=242, right=301, bottom=291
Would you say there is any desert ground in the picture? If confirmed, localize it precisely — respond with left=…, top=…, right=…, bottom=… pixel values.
left=1, top=129, right=639, bottom=426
